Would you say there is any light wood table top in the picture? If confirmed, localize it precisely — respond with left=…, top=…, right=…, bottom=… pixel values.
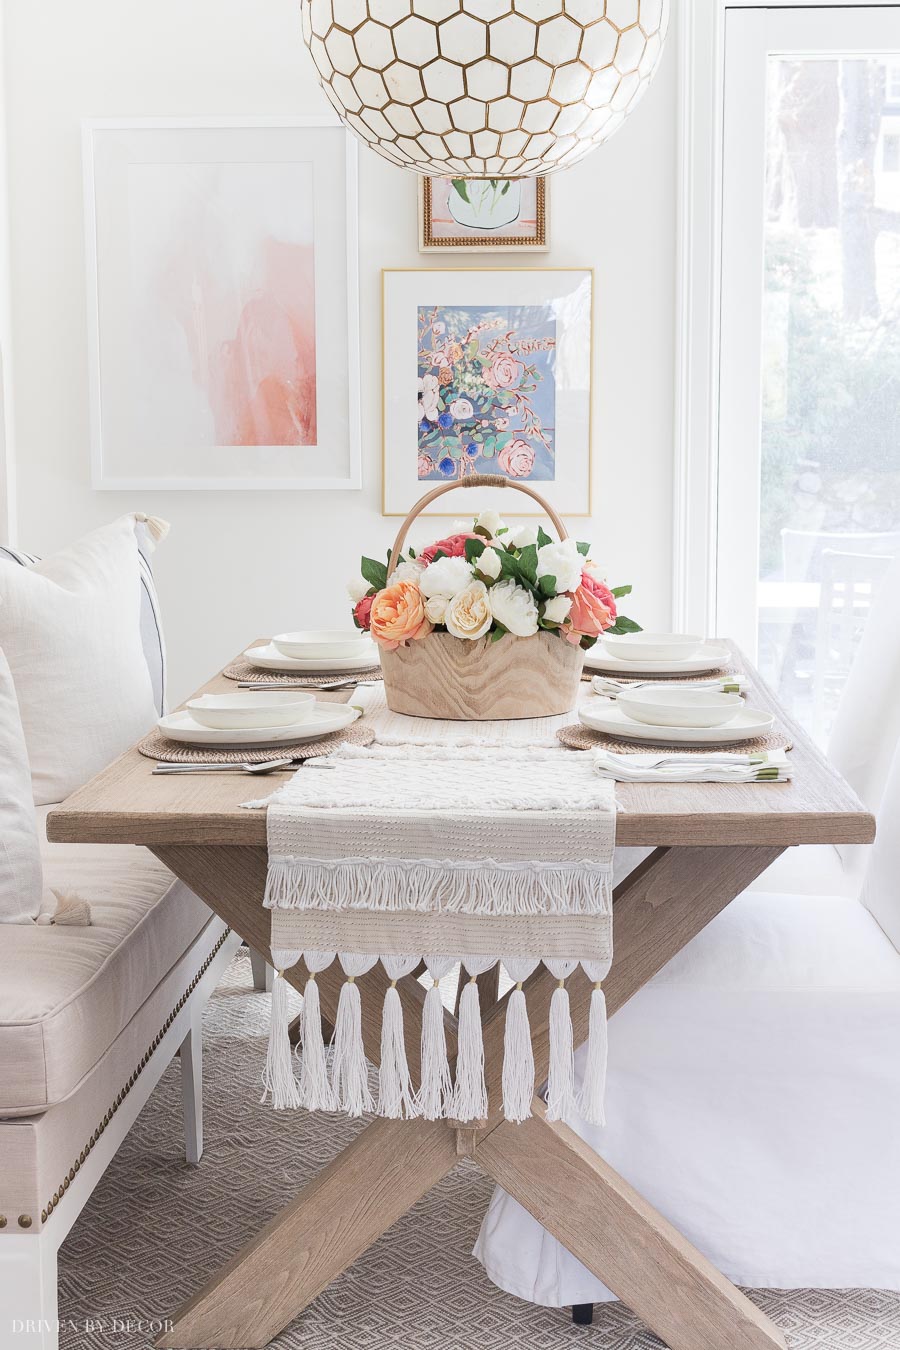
left=47, top=640, right=874, bottom=851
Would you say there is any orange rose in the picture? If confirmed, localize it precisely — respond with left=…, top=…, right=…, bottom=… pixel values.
left=369, top=581, right=433, bottom=650
left=563, top=579, right=614, bottom=646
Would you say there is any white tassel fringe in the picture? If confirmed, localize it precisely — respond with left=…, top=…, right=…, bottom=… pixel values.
left=577, top=984, right=608, bottom=1126
left=546, top=980, right=577, bottom=1122
left=502, top=985, right=535, bottom=1123
left=330, top=977, right=374, bottom=1117
left=261, top=957, right=301, bottom=1110
left=378, top=984, right=419, bottom=1118
left=451, top=977, right=488, bottom=1121
left=296, top=974, right=334, bottom=1111
left=418, top=979, right=452, bottom=1120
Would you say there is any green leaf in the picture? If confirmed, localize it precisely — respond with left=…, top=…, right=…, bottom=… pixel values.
left=580, top=634, right=598, bottom=650
left=482, top=443, right=496, bottom=458
left=538, top=574, right=557, bottom=596
left=500, top=180, right=510, bottom=195
left=431, top=548, right=448, bottom=563
left=464, top=537, right=486, bottom=563
left=361, top=556, right=387, bottom=591
left=451, top=178, right=470, bottom=205
left=473, top=524, right=492, bottom=539
left=610, top=584, right=632, bottom=599
left=490, top=625, right=507, bottom=642
left=466, top=338, right=479, bottom=359
left=517, top=543, right=538, bottom=585
left=575, top=541, right=590, bottom=557
left=537, top=526, right=552, bottom=549
left=605, top=615, right=642, bottom=635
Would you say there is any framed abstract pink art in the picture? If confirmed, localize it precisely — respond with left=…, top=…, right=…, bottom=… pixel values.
left=83, top=118, right=360, bottom=489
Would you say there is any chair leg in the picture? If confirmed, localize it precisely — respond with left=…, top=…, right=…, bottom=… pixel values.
left=179, top=1006, right=203, bottom=1165
left=249, top=948, right=273, bottom=992
left=0, top=1235, right=59, bottom=1349
left=572, top=1303, right=594, bottom=1326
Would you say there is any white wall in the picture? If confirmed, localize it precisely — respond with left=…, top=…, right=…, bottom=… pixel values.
left=1, top=0, right=676, bottom=702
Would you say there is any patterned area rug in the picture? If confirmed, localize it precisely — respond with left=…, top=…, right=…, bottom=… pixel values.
left=58, top=954, right=900, bottom=1350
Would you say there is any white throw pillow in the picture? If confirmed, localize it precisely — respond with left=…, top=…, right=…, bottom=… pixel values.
left=0, top=514, right=165, bottom=804
left=0, top=645, right=44, bottom=922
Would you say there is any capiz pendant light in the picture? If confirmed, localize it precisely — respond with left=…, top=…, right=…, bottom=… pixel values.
left=300, top=0, right=669, bottom=178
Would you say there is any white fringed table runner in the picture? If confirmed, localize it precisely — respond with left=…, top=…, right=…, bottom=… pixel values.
left=245, top=686, right=617, bottom=1126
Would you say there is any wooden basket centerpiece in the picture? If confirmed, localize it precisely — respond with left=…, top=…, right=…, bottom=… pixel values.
left=351, top=475, right=638, bottom=720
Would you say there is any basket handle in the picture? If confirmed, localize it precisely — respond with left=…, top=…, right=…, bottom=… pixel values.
left=388, top=475, right=567, bottom=577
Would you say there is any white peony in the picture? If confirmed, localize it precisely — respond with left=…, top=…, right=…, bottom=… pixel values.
left=476, top=546, right=502, bottom=580
left=445, top=579, right=492, bottom=640
left=347, top=575, right=371, bottom=603
left=424, top=594, right=448, bottom=624
left=388, top=558, right=426, bottom=585
left=475, top=509, right=505, bottom=538
left=451, top=518, right=474, bottom=535
left=419, top=554, right=474, bottom=599
left=489, top=578, right=539, bottom=637
left=536, top=538, right=583, bottom=593
left=543, top=594, right=573, bottom=624
left=509, top=524, right=538, bottom=549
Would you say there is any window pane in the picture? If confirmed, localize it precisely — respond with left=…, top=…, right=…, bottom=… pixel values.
left=758, top=54, right=900, bottom=742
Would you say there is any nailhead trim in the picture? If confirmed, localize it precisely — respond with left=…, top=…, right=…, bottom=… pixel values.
left=35, top=928, right=231, bottom=1229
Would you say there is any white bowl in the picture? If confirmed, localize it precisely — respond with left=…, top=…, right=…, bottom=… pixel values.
left=617, top=686, right=743, bottom=729
left=600, top=632, right=704, bottom=663
left=186, top=691, right=316, bottom=730
left=272, top=629, right=370, bottom=660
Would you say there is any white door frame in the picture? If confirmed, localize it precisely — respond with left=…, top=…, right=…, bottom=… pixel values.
left=673, top=0, right=900, bottom=641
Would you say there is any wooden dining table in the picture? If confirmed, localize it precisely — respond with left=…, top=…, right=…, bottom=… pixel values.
left=46, top=642, right=875, bottom=1350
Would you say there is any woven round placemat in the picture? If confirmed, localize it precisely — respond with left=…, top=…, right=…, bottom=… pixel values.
left=557, top=723, right=792, bottom=754
left=223, top=655, right=383, bottom=686
left=580, top=662, right=738, bottom=683
left=138, top=722, right=375, bottom=764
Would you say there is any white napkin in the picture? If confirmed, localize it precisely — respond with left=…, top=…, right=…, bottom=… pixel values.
left=592, top=747, right=793, bottom=783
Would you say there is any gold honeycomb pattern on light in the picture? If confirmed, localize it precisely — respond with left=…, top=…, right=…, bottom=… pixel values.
left=300, top=0, right=669, bottom=177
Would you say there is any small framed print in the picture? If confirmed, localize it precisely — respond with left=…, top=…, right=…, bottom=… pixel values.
left=382, top=268, right=593, bottom=517
left=418, top=176, right=549, bottom=253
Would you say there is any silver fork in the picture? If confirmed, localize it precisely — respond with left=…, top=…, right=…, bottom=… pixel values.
left=152, top=757, right=335, bottom=776
left=236, top=679, right=376, bottom=691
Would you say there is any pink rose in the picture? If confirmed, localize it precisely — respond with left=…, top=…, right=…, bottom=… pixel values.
left=563, top=574, right=615, bottom=645
left=484, top=353, right=523, bottom=390
left=417, top=453, right=434, bottom=478
left=353, top=594, right=374, bottom=631
left=579, top=571, right=617, bottom=622
left=418, top=532, right=482, bottom=565
left=498, top=438, right=535, bottom=478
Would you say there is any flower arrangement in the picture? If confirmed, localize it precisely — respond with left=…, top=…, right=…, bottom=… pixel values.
left=349, top=511, right=640, bottom=652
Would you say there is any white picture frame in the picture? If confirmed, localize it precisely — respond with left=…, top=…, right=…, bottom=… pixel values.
left=382, top=268, right=593, bottom=517
left=83, top=117, right=361, bottom=490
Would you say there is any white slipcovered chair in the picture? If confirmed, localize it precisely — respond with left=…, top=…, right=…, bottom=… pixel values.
left=475, top=584, right=900, bottom=1308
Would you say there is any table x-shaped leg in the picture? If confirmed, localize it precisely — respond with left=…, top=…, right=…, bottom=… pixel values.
left=152, top=841, right=786, bottom=1350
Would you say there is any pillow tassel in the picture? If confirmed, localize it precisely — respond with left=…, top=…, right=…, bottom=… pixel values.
left=451, top=976, right=488, bottom=1122
left=577, top=983, right=608, bottom=1126
left=501, top=983, right=534, bottom=1123
left=260, top=949, right=301, bottom=1110
left=296, top=973, right=335, bottom=1111
left=546, top=978, right=577, bottom=1122
left=48, top=889, right=92, bottom=926
left=418, top=977, right=452, bottom=1120
left=134, top=512, right=170, bottom=543
left=330, top=974, right=374, bottom=1117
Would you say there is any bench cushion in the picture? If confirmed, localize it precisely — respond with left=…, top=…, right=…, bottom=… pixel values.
left=0, top=809, right=211, bottom=1115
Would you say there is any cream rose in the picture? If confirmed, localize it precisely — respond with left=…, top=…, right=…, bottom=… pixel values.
left=424, top=594, right=448, bottom=624
left=347, top=575, right=370, bottom=603
left=536, top=538, right=583, bottom=593
left=388, top=558, right=426, bottom=586
left=444, top=579, right=492, bottom=640
left=476, top=546, right=502, bottom=580
left=475, top=509, right=505, bottom=538
left=419, top=554, right=474, bottom=599
left=489, top=578, right=539, bottom=637
left=542, top=594, right=572, bottom=624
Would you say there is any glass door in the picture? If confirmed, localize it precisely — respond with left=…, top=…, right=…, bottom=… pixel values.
left=717, top=5, right=900, bottom=742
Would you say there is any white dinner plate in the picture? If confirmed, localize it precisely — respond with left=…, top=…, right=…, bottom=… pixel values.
left=583, top=641, right=732, bottom=676
left=244, top=641, right=380, bottom=673
left=158, top=702, right=360, bottom=747
left=579, top=698, right=775, bottom=745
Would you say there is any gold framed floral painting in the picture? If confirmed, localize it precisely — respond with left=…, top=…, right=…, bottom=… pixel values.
left=418, top=176, right=549, bottom=253
left=382, top=267, right=592, bottom=517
